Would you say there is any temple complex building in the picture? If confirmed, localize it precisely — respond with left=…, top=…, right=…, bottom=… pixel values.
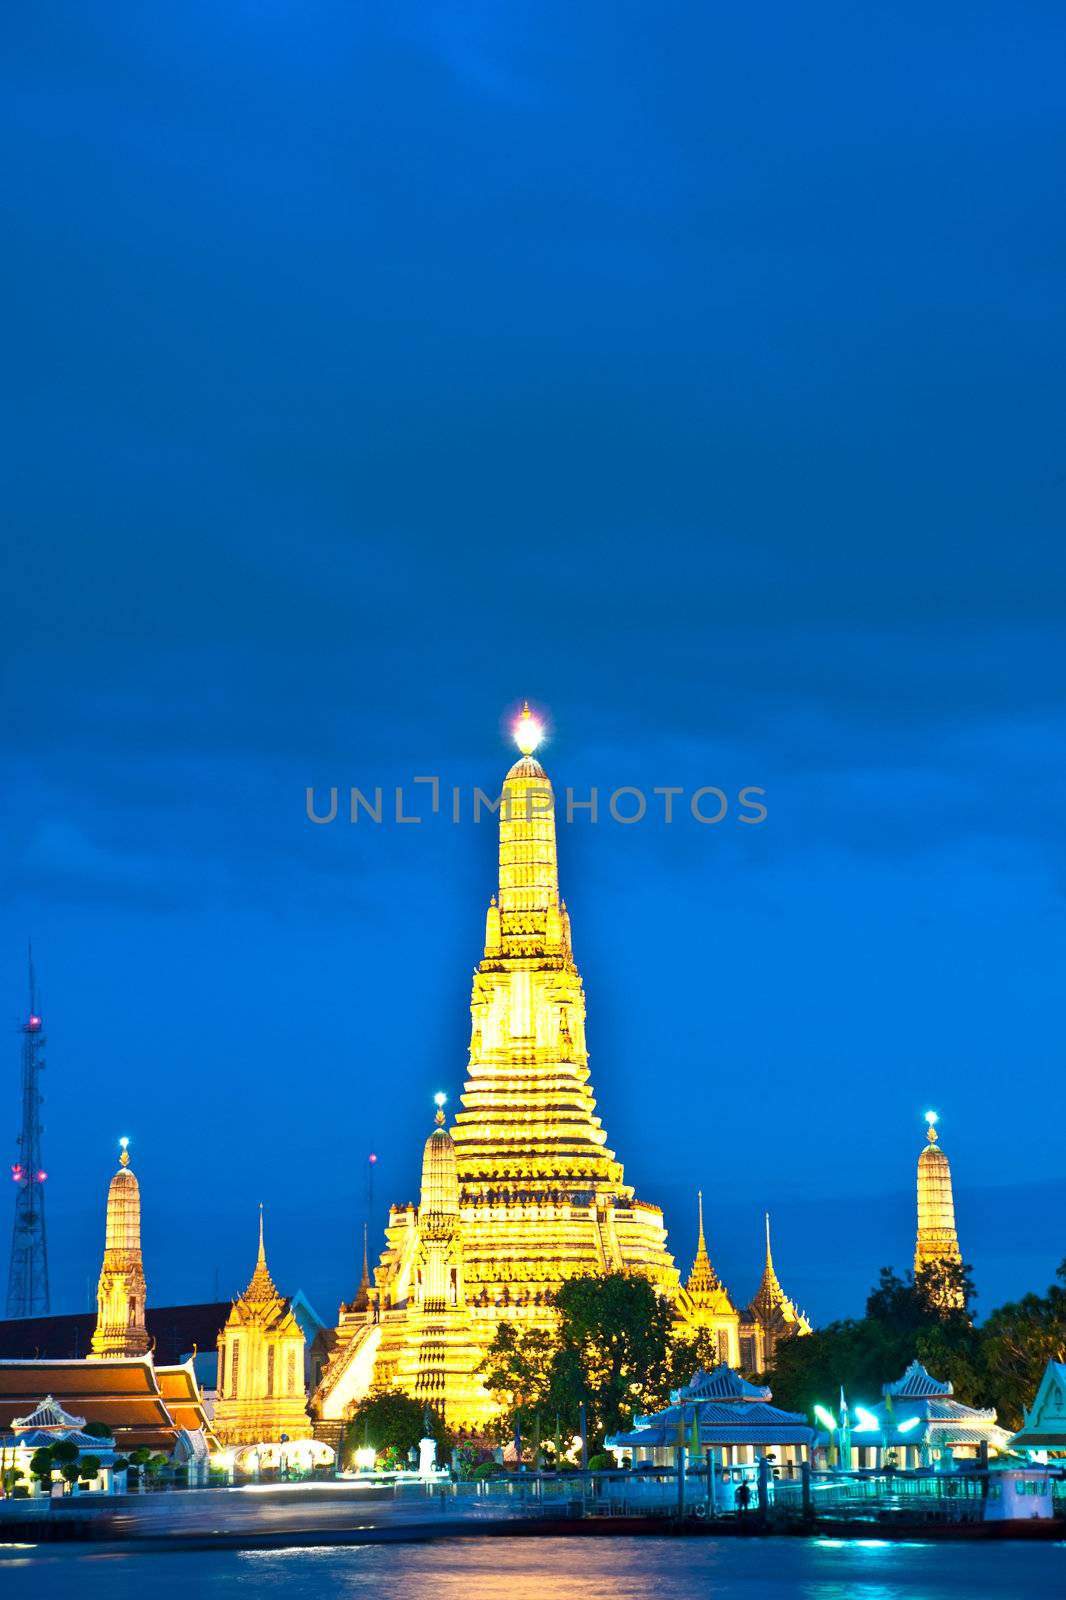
left=740, top=1214, right=811, bottom=1371
left=914, top=1111, right=964, bottom=1308
left=675, top=1198, right=810, bottom=1374
left=213, top=1210, right=311, bottom=1445
left=675, top=1193, right=740, bottom=1365
left=313, top=711, right=811, bottom=1435
left=90, top=1138, right=149, bottom=1359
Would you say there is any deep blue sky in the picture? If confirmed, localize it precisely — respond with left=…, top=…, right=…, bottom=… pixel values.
left=2, top=3, right=1064, bottom=1331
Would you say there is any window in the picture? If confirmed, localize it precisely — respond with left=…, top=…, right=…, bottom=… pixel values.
left=219, top=1345, right=226, bottom=1396
left=231, top=1339, right=240, bottom=1397
left=286, top=1347, right=297, bottom=1395
left=266, top=1345, right=275, bottom=1397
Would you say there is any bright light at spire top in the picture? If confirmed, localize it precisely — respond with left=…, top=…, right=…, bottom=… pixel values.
left=119, top=1137, right=129, bottom=1149
left=514, top=702, right=543, bottom=755
left=924, top=1111, right=938, bottom=1126
left=434, top=1092, right=447, bottom=1108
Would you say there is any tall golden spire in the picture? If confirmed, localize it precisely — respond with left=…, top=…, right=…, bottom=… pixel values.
left=243, top=1204, right=281, bottom=1302
left=91, top=1137, right=149, bottom=1358
left=914, top=1111, right=964, bottom=1305
left=685, top=1190, right=725, bottom=1301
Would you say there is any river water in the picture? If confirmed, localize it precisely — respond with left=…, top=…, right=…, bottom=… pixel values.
left=1, top=1535, right=1062, bottom=1598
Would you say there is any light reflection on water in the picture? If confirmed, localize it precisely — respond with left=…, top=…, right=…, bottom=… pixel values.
left=1, top=1535, right=1063, bottom=1598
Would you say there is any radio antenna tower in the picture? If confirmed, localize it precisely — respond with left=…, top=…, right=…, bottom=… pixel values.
left=6, top=945, right=50, bottom=1317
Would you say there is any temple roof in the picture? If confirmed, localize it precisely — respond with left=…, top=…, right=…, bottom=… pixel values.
left=0, top=1356, right=208, bottom=1452
left=680, top=1364, right=772, bottom=1403
left=1009, top=1360, right=1066, bottom=1451
left=682, top=1194, right=736, bottom=1314
left=883, top=1358, right=953, bottom=1399
left=745, top=1214, right=810, bottom=1334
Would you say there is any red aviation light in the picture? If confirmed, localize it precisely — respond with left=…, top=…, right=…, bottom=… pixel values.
left=25, top=1015, right=42, bottom=1032
left=37, top=1170, right=47, bottom=1183
left=11, top=1164, right=24, bottom=1182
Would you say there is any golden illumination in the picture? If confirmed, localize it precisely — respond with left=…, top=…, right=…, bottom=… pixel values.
left=313, top=730, right=679, bottom=1432
left=915, top=1111, right=964, bottom=1308
left=513, top=701, right=543, bottom=754
left=90, top=1140, right=149, bottom=1359
left=213, top=1208, right=312, bottom=1446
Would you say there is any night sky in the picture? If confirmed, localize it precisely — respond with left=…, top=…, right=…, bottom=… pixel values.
left=3, top=4, right=1064, bottom=1331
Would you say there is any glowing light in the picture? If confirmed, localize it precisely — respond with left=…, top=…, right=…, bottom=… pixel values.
left=36, top=1171, right=47, bottom=1183
left=27, top=1016, right=40, bottom=1029
left=513, top=703, right=543, bottom=755
left=11, top=1165, right=23, bottom=1182
left=434, top=1092, right=447, bottom=1109
left=924, top=1110, right=938, bottom=1126
left=854, top=1406, right=880, bottom=1433
left=897, top=1416, right=921, bottom=1434
left=368, top=1153, right=377, bottom=1164
left=119, top=1137, right=129, bottom=1150
left=354, top=1446, right=376, bottom=1471
left=814, top=1405, right=837, bottom=1432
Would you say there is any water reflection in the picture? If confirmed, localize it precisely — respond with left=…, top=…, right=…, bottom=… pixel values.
left=0, top=1535, right=1060, bottom=1599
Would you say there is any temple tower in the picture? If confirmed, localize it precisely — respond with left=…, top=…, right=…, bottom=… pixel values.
left=91, top=1138, right=149, bottom=1358
left=213, top=1208, right=311, bottom=1445
left=914, top=1111, right=964, bottom=1307
left=449, top=707, right=679, bottom=1321
left=674, top=1192, right=740, bottom=1365
left=741, top=1213, right=811, bottom=1371
left=313, top=708, right=679, bottom=1431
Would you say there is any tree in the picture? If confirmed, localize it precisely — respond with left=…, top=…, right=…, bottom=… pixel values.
left=343, top=1389, right=452, bottom=1467
left=551, top=1272, right=677, bottom=1448
left=78, top=1455, right=102, bottom=1487
left=29, top=1447, right=56, bottom=1490
left=978, top=1260, right=1066, bottom=1429
left=480, top=1323, right=560, bottom=1445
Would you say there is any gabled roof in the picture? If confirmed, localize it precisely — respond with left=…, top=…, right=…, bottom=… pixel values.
left=0, top=1356, right=209, bottom=1453
left=680, top=1364, right=772, bottom=1402
left=11, top=1394, right=86, bottom=1430
left=1009, top=1360, right=1066, bottom=1451
left=883, top=1359, right=953, bottom=1399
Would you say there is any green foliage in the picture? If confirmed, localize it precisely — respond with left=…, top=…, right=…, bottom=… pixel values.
left=978, top=1261, right=1066, bottom=1430
left=480, top=1322, right=562, bottom=1441
left=586, top=1451, right=614, bottom=1470
left=29, top=1447, right=55, bottom=1483
left=343, top=1388, right=453, bottom=1466
left=83, top=1423, right=113, bottom=1440
left=767, top=1258, right=1066, bottom=1432
left=79, top=1455, right=102, bottom=1484
left=111, top=1457, right=130, bottom=1474
left=51, top=1440, right=80, bottom=1466
left=552, top=1272, right=678, bottom=1447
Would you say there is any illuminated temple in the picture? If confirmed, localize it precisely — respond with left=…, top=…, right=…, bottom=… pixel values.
left=914, top=1110, right=965, bottom=1308
left=312, top=711, right=808, bottom=1434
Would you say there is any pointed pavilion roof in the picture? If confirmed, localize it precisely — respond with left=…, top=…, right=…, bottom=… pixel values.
left=241, top=1206, right=281, bottom=1303
left=680, top=1365, right=772, bottom=1403
left=681, top=1193, right=736, bottom=1314
left=883, top=1358, right=954, bottom=1399
left=745, top=1213, right=810, bottom=1334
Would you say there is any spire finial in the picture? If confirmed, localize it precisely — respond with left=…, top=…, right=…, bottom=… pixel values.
left=924, top=1109, right=939, bottom=1145
left=258, top=1201, right=266, bottom=1263
left=434, top=1091, right=447, bottom=1127
left=697, top=1189, right=706, bottom=1248
left=118, top=1136, right=130, bottom=1169
left=513, top=702, right=543, bottom=755
left=765, top=1210, right=773, bottom=1267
